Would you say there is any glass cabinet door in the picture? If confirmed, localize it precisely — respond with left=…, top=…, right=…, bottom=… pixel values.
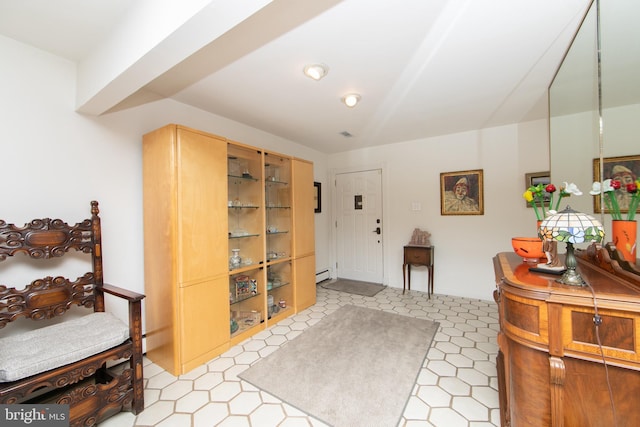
left=229, top=268, right=264, bottom=338
left=228, top=143, right=264, bottom=338
left=266, top=261, right=293, bottom=321
left=265, top=153, right=291, bottom=263
left=228, top=144, right=263, bottom=271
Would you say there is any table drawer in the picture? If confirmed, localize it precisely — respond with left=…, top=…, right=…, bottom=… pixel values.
left=404, top=247, right=431, bottom=264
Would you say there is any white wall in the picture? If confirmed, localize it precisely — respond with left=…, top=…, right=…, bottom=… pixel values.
left=1, top=33, right=549, bottom=321
left=0, top=35, right=328, bottom=327
left=327, top=119, right=550, bottom=301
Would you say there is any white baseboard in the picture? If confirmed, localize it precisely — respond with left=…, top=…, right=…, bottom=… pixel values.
left=315, top=269, right=330, bottom=283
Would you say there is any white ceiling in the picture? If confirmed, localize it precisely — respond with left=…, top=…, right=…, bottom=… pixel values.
left=0, top=0, right=592, bottom=154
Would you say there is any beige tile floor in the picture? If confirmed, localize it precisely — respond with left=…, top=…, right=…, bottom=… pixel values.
left=101, top=285, right=500, bottom=427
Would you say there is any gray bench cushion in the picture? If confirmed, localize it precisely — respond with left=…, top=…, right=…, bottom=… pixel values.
left=0, top=312, right=129, bottom=382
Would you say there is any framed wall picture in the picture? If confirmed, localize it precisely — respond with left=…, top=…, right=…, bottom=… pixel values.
left=524, top=171, right=551, bottom=208
left=440, top=169, right=484, bottom=215
left=314, top=181, right=321, bottom=213
left=593, top=154, right=640, bottom=214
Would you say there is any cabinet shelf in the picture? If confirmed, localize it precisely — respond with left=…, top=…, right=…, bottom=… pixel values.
left=229, top=233, right=261, bottom=239
left=231, top=319, right=263, bottom=338
left=267, top=306, right=292, bottom=321
left=266, top=230, right=289, bottom=235
left=266, top=206, right=291, bottom=209
left=230, top=292, right=261, bottom=305
left=228, top=205, right=260, bottom=209
left=229, top=263, right=263, bottom=273
left=267, top=281, right=290, bottom=291
left=228, top=174, right=258, bottom=182
left=268, top=307, right=292, bottom=323
left=267, top=254, right=290, bottom=262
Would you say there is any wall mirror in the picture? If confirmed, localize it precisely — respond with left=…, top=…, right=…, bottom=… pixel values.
left=549, top=0, right=640, bottom=228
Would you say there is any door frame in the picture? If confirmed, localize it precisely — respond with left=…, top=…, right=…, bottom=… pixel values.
left=329, top=163, right=388, bottom=284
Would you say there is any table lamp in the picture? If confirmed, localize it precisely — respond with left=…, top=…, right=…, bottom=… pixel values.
left=538, top=206, right=605, bottom=286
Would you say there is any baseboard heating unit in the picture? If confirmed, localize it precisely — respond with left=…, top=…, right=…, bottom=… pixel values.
left=315, top=269, right=330, bottom=284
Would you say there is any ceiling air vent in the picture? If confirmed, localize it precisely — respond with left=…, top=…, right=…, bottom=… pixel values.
left=340, top=131, right=353, bottom=137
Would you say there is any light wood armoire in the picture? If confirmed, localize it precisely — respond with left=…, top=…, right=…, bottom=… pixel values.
left=143, top=124, right=315, bottom=375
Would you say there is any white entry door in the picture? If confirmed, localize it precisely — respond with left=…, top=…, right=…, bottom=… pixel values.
left=335, top=169, right=383, bottom=283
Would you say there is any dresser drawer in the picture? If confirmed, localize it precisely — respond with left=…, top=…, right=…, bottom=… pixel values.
left=404, top=246, right=431, bottom=264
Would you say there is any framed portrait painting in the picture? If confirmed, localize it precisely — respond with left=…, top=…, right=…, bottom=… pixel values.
left=593, top=155, right=640, bottom=214
left=524, top=171, right=551, bottom=208
left=440, top=169, right=484, bottom=215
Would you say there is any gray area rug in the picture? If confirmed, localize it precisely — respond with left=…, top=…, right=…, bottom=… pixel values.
left=239, top=305, right=439, bottom=427
left=320, top=278, right=386, bottom=297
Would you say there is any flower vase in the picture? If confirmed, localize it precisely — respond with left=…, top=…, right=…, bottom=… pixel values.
left=612, top=220, right=637, bottom=263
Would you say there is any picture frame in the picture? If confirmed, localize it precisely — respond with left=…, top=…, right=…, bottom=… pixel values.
left=593, top=154, right=640, bottom=214
left=314, top=182, right=321, bottom=213
left=440, top=169, right=484, bottom=215
left=524, top=171, right=551, bottom=208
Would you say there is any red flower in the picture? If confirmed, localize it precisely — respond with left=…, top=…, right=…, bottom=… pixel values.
left=627, top=182, right=638, bottom=194
left=545, top=184, right=557, bottom=193
left=611, top=179, right=621, bottom=190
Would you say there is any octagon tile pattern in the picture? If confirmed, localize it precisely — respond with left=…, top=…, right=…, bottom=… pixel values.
left=101, top=285, right=500, bottom=426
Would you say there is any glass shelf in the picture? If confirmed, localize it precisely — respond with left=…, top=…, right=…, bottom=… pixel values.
left=229, top=233, right=260, bottom=239
left=228, top=174, right=258, bottom=182
left=228, top=205, right=260, bottom=209
left=230, top=292, right=261, bottom=305
left=228, top=261, right=262, bottom=272
left=266, top=254, right=290, bottom=263
left=267, top=281, right=290, bottom=291
left=265, top=179, right=289, bottom=185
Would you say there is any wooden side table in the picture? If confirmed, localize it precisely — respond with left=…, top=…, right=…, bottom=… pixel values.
left=403, top=245, right=434, bottom=297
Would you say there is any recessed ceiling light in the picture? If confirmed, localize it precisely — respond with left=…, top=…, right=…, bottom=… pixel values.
left=341, top=93, right=361, bottom=108
left=303, top=64, right=329, bottom=81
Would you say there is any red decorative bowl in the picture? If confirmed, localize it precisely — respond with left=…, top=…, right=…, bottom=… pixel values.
left=511, top=237, right=545, bottom=263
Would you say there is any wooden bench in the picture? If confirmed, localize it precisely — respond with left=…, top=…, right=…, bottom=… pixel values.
left=0, top=201, right=145, bottom=426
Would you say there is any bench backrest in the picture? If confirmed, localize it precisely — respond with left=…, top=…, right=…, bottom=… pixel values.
left=0, top=201, right=105, bottom=329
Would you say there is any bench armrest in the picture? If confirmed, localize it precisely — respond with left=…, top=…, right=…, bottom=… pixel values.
left=101, top=283, right=145, bottom=302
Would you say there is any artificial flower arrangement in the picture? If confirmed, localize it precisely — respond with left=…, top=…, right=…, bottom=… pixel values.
left=523, top=182, right=583, bottom=220
left=590, top=179, right=640, bottom=221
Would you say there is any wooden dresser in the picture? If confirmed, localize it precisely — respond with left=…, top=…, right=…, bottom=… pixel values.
left=494, top=245, right=640, bottom=427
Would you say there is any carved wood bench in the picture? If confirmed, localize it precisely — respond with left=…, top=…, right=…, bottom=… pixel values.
left=0, top=201, right=145, bottom=426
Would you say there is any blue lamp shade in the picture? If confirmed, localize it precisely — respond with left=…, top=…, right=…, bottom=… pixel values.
left=537, top=206, right=605, bottom=286
left=538, top=206, right=605, bottom=244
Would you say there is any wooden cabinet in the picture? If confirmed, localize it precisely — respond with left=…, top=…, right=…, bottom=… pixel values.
left=266, top=261, right=293, bottom=323
left=292, top=158, right=315, bottom=311
left=494, top=247, right=640, bottom=427
left=293, top=254, right=315, bottom=311
left=143, top=124, right=228, bottom=375
left=143, top=124, right=316, bottom=375
left=180, top=277, right=229, bottom=374
left=402, top=245, right=434, bottom=297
